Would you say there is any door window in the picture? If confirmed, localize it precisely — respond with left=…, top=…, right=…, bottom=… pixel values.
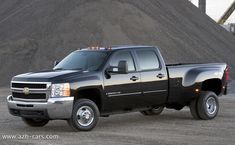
left=136, top=50, right=160, bottom=71
left=110, top=51, right=135, bottom=72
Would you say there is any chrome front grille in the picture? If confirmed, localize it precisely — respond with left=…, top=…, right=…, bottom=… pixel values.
left=11, top=83, right=47, bottom=89
left=11, top=81, right=51, bottom=102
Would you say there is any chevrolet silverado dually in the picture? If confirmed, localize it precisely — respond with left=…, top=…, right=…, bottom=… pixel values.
left=7, top=45, right=228, bottom=131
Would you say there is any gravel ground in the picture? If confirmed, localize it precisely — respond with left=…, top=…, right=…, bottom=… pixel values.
left=0, top=87, right=235, bottom=145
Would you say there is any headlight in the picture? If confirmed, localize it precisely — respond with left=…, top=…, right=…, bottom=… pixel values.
left=51, top=83, right=70, bottom=97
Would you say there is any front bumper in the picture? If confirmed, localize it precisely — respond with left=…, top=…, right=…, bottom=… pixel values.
left=7, top=95, right=74, bottom=119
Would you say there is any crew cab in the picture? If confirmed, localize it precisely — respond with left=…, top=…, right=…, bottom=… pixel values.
left=7, top=45, right=228, bottom=131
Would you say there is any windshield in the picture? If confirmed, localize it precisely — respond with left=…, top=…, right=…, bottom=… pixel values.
left=54, top=51, right=108, bottom=71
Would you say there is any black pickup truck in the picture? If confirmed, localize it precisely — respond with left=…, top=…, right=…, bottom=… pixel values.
left=7, top=45, right=228, bottom=131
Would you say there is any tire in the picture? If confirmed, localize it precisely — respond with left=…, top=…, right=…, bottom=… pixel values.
left=140, top=106, right=164, bottom=116
left=197, top=91, right=219, bottom=120
left=189, top=98, right=201, bottom=119
left=22, top=118, right=49, bottom=127
left=67, top=99, right=100, bottom=131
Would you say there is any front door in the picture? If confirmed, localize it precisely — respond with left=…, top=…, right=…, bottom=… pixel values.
left=103, top=50, right=141, bottom=112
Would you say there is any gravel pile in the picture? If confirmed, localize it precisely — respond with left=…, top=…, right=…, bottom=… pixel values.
left=0, top=0, right=234, bottom=86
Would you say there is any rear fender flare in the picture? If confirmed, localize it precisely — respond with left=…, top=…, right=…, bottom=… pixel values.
left=183, top=67, right=223, bottom=87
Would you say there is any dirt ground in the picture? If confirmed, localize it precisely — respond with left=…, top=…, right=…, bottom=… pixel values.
left=0, top=87, right=235, bottom=145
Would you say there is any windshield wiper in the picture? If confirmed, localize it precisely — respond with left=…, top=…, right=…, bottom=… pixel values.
left=54, top=67, right=84, bottom=71
left=70, top=68, right=84, bottom=71
left=53, top=68, right=64, bottom=70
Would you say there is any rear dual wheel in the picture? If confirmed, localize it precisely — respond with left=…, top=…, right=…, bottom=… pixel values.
left=190, top=91, right=219, bottom=120
left=140, top=106, right=164, bottom=116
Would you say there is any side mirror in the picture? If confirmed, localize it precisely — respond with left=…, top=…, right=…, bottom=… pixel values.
left=117, top=60, right=128, bottom=74
left=106, top=60, right=128, bottom=74
left=54, top=61, right=59, bottom=67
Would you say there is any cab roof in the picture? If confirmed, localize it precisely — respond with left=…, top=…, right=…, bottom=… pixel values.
left=78, top=45, right=154, bottom=51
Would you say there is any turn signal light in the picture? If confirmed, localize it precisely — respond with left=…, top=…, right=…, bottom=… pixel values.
left=63, top=83, right=70, bottom=96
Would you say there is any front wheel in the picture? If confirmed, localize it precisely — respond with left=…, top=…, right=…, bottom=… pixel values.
left=67, top=99, right=100, bottom=131
left=140, top=106, right=164, bottom=116
left=22, top=118, right=49, bottom=127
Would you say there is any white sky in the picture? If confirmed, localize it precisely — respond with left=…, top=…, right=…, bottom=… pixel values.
left=191, top=0, right=235, bottom=24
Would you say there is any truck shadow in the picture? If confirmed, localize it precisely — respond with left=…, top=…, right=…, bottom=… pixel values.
left=6, top=107, right=211, bottom=133
left=12, top=110, right=197, bottom=132
left=98, top=111, right=194, bottom=128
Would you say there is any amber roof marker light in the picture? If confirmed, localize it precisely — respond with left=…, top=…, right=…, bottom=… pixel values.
left=105, top=46, right=112, bottom=50
left=88, top=45, right=103, bottom=50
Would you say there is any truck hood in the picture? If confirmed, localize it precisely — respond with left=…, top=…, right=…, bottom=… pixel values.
left=12, top=70, right=85, bottom=82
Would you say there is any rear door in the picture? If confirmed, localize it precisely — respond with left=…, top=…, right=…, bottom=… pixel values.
left=134, top=48, right=168, bottom=106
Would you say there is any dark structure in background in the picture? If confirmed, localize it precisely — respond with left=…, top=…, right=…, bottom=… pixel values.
left=217, top=0, right=235, bottom=35
left=218, top=0, right=235, bottom=24
left=199, top=0, right=206, bottom=13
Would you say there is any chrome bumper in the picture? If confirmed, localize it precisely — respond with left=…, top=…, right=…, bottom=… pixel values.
left=7, top=95, right=74, bottom=119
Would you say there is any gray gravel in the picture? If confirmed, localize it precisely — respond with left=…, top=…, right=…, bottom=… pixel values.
left=0, top=87, right=235, bottom=145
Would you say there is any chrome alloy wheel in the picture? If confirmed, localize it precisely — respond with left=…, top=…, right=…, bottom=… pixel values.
left=153, top=107, right=161, bottom=111
left=206, top=97, right=217, bottom=115
left=76, top=106, right=94, bottom=127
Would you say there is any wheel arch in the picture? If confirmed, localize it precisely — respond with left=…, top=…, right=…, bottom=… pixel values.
left=201, top=79, right=222, bottom=96
left=74, top=87, right=104, bottom=111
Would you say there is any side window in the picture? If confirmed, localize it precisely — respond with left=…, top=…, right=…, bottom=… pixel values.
left=136, top=50, right=160, bottom=71
left=110, top=51, right=135, bottom=72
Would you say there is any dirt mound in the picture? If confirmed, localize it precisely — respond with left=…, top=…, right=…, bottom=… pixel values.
left=0, top=0, right=235, bottom=86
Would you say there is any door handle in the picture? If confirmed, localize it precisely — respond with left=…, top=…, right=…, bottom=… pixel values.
left=130, top=76, right=139, bottom=81
left=157, top=73, right=165, bottom=79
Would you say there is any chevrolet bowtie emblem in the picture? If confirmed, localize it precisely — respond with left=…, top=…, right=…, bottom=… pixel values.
left=23, top=87, right=30, bottom=95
